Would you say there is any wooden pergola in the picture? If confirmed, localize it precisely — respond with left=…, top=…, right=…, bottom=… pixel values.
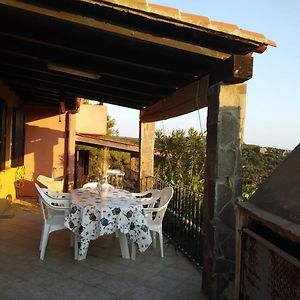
left=0, top=1, right=275, bottom=299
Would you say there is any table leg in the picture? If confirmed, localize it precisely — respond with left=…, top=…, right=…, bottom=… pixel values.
left=118, top=231, right=130, bottom=259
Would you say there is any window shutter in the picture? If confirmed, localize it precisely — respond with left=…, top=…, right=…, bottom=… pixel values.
left=0, top=99, right=7, bottom=171
left=11, top=108, right=25, bottom=167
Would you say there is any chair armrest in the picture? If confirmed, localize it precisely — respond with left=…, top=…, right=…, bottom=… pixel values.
left=43, top=189, right=70, bottom=200
left=143, top=207, right=162, bottom=214
left=138, top=197, right=157, bottom=206
left=48, top=199, right=70, bottom=209
left=132, top=191, right=150, bottom=197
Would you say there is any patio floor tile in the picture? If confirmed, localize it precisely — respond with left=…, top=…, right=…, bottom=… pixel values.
left=0, top=203, right=207, bottom=299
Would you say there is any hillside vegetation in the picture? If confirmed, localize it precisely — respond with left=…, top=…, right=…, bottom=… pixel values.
left=241, top=144, right=290, bottom=199
left=154, top=129, right=290, bottom=199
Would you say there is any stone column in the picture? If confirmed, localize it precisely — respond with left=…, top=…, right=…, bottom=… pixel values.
left=139, top=116, right=155, bottom=192
left=202, top=83, right=246, bottom=300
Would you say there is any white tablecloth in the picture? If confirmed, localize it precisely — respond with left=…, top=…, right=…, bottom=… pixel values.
left=64, top=188, right=152, bottom=260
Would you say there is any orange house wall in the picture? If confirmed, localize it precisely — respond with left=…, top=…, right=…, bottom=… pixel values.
left=20, top=106, right=67, bottom=197
left=75, top=104, right=107, bottom=134
left=20, top=103, right=107, bottom=197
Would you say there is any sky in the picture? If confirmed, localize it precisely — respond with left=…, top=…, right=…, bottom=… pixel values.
left=106, top=0, right=300, bottom=150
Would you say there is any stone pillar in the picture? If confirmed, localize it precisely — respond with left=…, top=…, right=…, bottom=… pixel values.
left=202, top=83, right=246, bottom=299
left=139, top=116, right=155, bottom=192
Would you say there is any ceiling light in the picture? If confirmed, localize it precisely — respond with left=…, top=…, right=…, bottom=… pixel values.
left=47, top=63, right=101, bottom=80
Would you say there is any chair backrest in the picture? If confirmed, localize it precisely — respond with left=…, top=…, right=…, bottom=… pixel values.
left=36, top=175, right=64, bottom=192
left=153, top=187, right=174, bottom=223
left=145, top=189, right=161, bottom=208
left=35, top=183, right=69, bottom=221
left=82, top=181, right=115, bottom=189
left=132, top=189, right=161, bottom=207
left=82, top=182, right=98, bottom=189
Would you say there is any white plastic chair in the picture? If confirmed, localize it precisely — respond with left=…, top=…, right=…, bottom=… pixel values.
left=35, top=183, right=70, bottom=260
left=41, top=187, right=70, bottom=200
left=132, top=189, right=161, bottom=208
left=131, top=187, right=174, bottom=260
left=82, top=182, right=114, bottom=190
left=36, top=175, right=64, bottom=192
left=82, top=182, right=98, bottom=189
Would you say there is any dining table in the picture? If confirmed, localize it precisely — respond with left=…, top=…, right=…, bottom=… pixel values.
left=64, top=188, right=152, bottom=260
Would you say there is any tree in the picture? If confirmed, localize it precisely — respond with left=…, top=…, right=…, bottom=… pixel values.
left=154, top=128, right=206, bottom=193
left=106, top=115, right=119, bottom=136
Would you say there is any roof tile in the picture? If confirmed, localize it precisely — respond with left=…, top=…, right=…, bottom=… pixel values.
left=148, top=3, right=180, bottom=19
left=105, top=0, right=148, bottom=10
left=181, top=12, right=209, bottom=26
left=102, top=0, right=275, bottom=48
left=210, top=20, right=239, bottom=30
left=240, top=29, right=266, bottom=40
left=267, top=39, right=277, bottom=47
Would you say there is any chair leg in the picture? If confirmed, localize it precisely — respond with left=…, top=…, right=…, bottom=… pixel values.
left=74, top=235, right=79, bottom=260
left=152, top=231, right=157, bottom=248
left=159, top=232, right=164, bottom=258
left=40, top=224, right=50, bottom=260
left=39, top=225, right=45, bottom=251
left=70, top=232, right=74, bottom=248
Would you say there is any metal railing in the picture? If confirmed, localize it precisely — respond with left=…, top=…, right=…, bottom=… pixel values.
left=140, top=176, right=203, bottom=267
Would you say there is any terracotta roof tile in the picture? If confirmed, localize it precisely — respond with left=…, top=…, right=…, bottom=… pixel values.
left=240, top=29, right=266, bottom=40
left=210, top=20, right=239, bottom=30
left=103, top=0, right=147, bottom=10
left=180, top=12, right=209, bottom=26
left=101, top=0, right=276, bottom=48
left=148, top=3, right=180, bottom=19
left=267, top=39, right=277, bottom=47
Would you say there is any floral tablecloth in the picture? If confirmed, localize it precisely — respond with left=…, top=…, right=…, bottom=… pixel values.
left=64, top=188, right=152, bottom=260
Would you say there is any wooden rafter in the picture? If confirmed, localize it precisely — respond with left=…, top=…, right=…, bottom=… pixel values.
left=0, top=0, right=231, bottom=60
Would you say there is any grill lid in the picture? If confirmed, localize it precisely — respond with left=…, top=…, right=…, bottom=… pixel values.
left=249, top=143, right=300, bottom=225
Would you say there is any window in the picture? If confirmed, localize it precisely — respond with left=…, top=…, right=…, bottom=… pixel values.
left=0, top=99, right=7, bottom=170
left=11, top=108, right=25, bottom=167
left=79, top=150, right=89, bottom=176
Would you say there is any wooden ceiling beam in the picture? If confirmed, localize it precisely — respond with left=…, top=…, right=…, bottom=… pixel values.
left=210, top=55, right=253, bottom=85
left=0, top=59, right=166, bottom=99
left=1, top=48, right=178, bottom=91
left=0, top=36, right=187, bottom=89
left=141, top=75, right=209, bottom=122
left=0, top=0, right=231, bottom=60
left=2, top=75, right=147, bottom=109
left=0, top=32, right=196, bottom=82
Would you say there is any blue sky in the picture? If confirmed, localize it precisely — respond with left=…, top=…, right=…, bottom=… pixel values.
left=106, top=0, right=300, bottom=150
